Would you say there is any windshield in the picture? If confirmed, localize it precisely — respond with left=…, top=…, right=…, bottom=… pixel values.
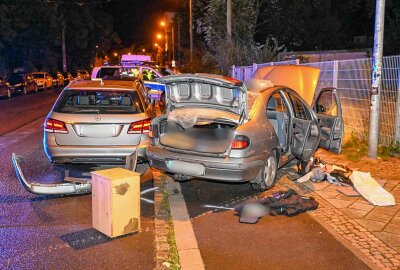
left=32, top=73, right=45, bottom=78
left=155, top=68, right=172, bottom=76
left=8, top=74, right=24, bottom=84
left=53, top=89, right=145, bottom=114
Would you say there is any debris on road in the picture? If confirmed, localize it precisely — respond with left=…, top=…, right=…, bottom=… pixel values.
left=12, top=151, right=138, bottom=196
left=238, top=189, right=319, bottom=224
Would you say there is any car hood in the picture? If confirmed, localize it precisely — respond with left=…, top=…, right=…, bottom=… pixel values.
left=251, top=65, right=320, bottom=105
left=157, top=74, right=247, bottom=118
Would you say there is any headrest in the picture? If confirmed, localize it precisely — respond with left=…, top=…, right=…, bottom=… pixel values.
left=78, top=96, right=89, bottom=105
left=120, top=96, right=131, bottom=106
left=267, top=97, right=277, bottom=110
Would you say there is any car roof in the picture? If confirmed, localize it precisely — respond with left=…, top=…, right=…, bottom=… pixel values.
left=67, top=79, right=140, bottom=91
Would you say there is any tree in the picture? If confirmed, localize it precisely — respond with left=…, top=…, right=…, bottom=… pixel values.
left=203, top=0, right=282, bottom=74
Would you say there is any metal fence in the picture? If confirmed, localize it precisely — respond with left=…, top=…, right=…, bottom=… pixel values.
left=231, top=55, right=400, bottom=146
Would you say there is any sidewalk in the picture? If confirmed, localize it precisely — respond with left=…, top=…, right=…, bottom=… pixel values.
left=279, top=149, right=400, bottom=269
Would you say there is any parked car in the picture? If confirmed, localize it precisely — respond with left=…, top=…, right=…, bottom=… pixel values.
left=63, top=72, right=74, bottom=84
left=32, top=72, right=54, bottom=90
left=0, top=76, right=12, bottom=98
left=7, top=72, right=38, bottom=95
left=55, top=71, right=65, bottom=87
left=43, top=78, right=156, bottom=164
left=146, top=66, right=344, bottom=191
left=77, top=70, right=90, bottom=80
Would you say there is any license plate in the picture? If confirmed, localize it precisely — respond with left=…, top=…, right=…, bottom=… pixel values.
left=165, top=160, right=205, bottom=176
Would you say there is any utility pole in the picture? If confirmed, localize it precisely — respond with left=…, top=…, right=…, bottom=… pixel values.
left=189, top=0, right=193, bottom=66
left=368, top=0, right=386, bottom=159
left=227, top=0, right=232, bottom=40
left=62, top=23, right=67, bottom=72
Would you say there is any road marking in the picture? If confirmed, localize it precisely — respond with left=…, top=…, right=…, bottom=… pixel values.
left=166, top=176, right=205, bottom=270
left=202, top=204, right=235, bottom=210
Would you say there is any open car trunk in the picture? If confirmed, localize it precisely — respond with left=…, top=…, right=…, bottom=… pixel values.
left=154, top=74, right=247, bottom=155
left=158, top=116, right=237, bottom=154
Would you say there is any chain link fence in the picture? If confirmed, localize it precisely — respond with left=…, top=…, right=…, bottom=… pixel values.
left=231, top=55, right=400, bottom=146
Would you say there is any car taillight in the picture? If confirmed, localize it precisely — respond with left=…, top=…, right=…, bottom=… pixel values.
left=128, top=119, right=151, bottom=134
left=44, top=118, right=68, bottom=134
left=231, top=135, right=250, bottom=149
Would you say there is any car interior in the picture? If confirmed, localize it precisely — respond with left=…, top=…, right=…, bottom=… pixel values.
left=266, top=92, right=289, bottom=151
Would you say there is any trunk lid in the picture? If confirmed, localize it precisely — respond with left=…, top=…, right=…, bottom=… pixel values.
left=157, top=74, right=247, bottom=119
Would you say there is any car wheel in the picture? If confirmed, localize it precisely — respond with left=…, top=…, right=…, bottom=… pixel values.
left=7, top=89, right=11, bottom=98
left=251, top=150, right=277, bottom=191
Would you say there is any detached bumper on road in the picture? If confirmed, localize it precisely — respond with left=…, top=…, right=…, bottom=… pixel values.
left=146, top=145, right=264, bottom=182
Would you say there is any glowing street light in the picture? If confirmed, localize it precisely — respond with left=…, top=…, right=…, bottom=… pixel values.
left=156, top=33, right=162, bottom=40
left=113, top=52, right=118, bottom=57
left=142, top=48, right=146, bottom=52
left=154, top=43, right=158, bottom=47
left=160, top=21, right=166, bottom=27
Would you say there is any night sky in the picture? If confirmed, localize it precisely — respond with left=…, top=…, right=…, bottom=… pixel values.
left=104, top=0, right=181, bottom=47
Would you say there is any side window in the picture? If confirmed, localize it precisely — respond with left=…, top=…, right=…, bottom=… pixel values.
left=142, top=68, right=160, bottom=81
left=288, top=93, right=309, bottom=120
left=266, top=92, right=288, bottom=114
left=316, top=90, right=338, bottom=116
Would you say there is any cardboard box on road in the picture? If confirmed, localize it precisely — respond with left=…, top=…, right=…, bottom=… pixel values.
left=91, top=168, right=140, bottom=238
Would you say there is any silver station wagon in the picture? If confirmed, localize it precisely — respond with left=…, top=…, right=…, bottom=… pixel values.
left=146, top=66, right=343, bottom=191
left=44, top=79, right=155, bottom=164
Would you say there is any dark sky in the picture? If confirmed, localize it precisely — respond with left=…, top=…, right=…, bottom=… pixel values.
left=104, top=0, right=181, bottom=48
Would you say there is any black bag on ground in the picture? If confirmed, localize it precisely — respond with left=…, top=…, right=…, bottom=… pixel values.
left=259, top=189, right=319, bottom=216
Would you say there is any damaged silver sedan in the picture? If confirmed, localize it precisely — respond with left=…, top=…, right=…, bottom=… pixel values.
left=146, top=66, right=344, bottom=191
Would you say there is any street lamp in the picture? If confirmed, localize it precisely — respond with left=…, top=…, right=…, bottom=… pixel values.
left=156, top=33, right=163, bottom=40
left=113, top=52, right=118, bottom=57
left=160, top=21, right=166, bottom=27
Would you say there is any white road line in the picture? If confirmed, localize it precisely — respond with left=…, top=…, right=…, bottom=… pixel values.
left=140, top=187, right=159, bottom=195
left=166, top=176, right=205, bottom=270
left=202, top=204, right=235, bottom=210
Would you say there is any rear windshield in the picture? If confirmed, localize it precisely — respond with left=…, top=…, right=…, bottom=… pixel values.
left=32, top=73, right=45, bottom=78
left=53, top=89, right=145, bottom=114
left=8, top=74, right=24, bottom=84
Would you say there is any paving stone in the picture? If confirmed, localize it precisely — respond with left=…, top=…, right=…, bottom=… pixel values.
left=384, top=224, right=400, bottom=235
left=374, top=232, right=400, bottom=248
left=314, top=190, right=339, bottom=199
left=390, top=217, right=400, bottom=226
left=342, top=208, right=369, bottom=219
left=334, top=194, right=359, bottom=202
left=349, top=202, right=375, bottom=212
left=355, top=197, right=372, bottom=204
left=326, top=198, right=354, bottom=208
left=365, top=212, right=393, bottom=222
left=355, top=219, right=387, bottom=232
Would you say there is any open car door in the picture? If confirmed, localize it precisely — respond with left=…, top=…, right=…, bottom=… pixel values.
left=284, top=90, right=320, bottom=162
left=313, top=88, right=344, bottom=154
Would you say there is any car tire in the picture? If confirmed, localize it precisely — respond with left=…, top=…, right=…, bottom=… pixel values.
left=7, top=89, right=11, bottom=98
left=251, top=150, right=277, bottom=191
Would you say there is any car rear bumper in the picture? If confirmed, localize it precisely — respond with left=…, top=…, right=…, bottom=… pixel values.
left=44, top=135, right=150, bottom=164
left=146, top=145, right=264, bottom=182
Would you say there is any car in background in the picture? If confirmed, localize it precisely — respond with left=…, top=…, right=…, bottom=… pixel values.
left=7, top=72, right=38, bottom=95
left=0, top=76, right=12, bottom=98
left=55, top=71, right=65, bottom=87
left=63, top=72, right=74, bottom=84
left=77, top=70, right=90, bottom=80
left=32, top=72, right=54, bottom=90
left=91, top=65, right=173, bottom=99
left=147, top=67, right=344, bottom=191
left=43, top=78, right=156, bottom=164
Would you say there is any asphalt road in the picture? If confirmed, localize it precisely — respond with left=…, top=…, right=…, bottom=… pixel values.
left=0, top=92, right=156, bottom=269
left=180, top=173, right=371, bottom=270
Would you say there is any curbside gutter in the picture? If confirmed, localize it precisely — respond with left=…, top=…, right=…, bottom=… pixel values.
left=153, top=169, right=205, bottom=270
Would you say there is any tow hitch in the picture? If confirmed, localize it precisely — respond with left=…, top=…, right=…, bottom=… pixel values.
left=12, top=151, right=138, bottom=196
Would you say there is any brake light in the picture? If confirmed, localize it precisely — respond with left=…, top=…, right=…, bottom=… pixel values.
left=128, top=119, right=151, bottom=134
left=44, top=118, right=68, bottom=134
left=231, top=135, right=249, bottom=149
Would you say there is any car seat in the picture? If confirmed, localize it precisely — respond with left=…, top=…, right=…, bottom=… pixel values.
left=267, top=97, right=287, bottom=149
